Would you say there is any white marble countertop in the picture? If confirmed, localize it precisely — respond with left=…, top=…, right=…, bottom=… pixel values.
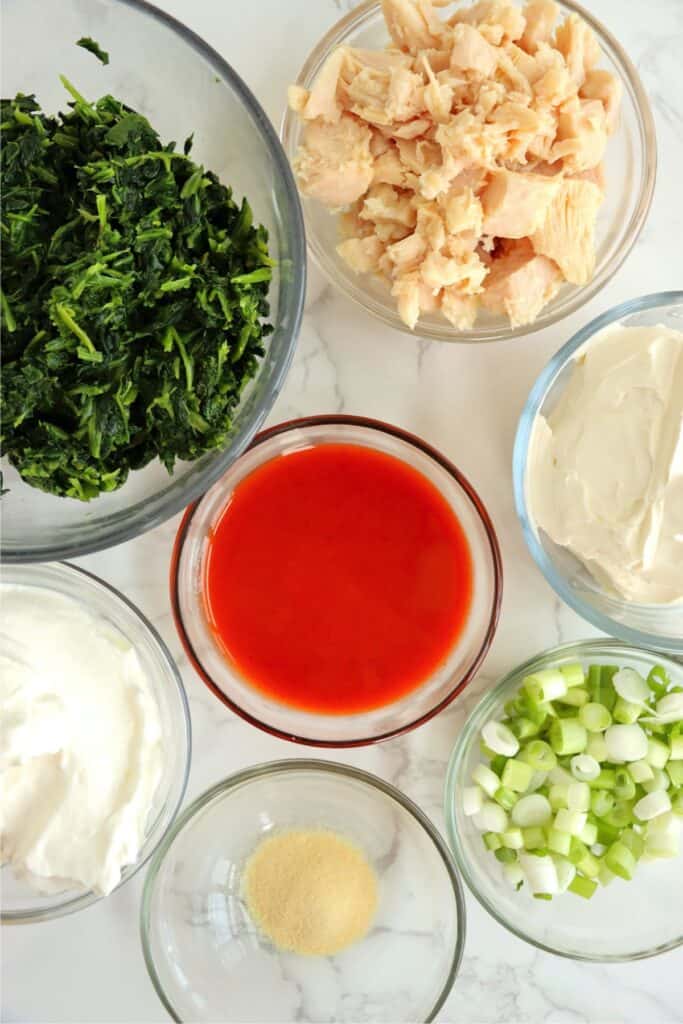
left=3, top=0, right=683, bottom=1021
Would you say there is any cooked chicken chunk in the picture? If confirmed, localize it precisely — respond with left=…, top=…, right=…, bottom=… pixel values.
left=482, top=240, right=562, bottom=324
left=481, top=169, right=560, bottom=237
left=531, top=177, right=602, bottom=284
left=295, top=116, right=374, bottom=206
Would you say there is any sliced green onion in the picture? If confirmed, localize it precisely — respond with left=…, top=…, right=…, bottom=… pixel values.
left=521, top=826, right=546, bottom=849
left=556, top=687, right=589, bottom=708
left=472, top=764, right=500, bottom=798
left=613, top=698, right=643, bottom=725
left=547, top=827, right=571, bottom=856
left=589, top=768, right=616, bottom=790
left=579, top=702, right=612, bottom=733
left=669, top=733, right=683, bottom=761
left=520, top=852, right=559, bottom=895
left=549, top=718, right=587, bottom=756
left=560, top=663, right=586, bottom=689
left=549, top=784, right=569, bottom=810
left=667, top=762, right=683, bottom=788
left=628, top=759, right=654, bottom=784
left=579, top=820, right=598, bottom=846
left=509, top=716, right=538, bottom=740
left=482, top=720, right=519, bottom=757
left=605, top=841, right=636, bottom=880
left=495, top=846, right=518, bottom=863
left=494, top=785, right=518, bottom=810
left=570, top=754, right=600, bottom=782
left=654, top=693, right=683, bottom=723
left=613, top=668, right=650, bottom=706
left=482, top=831, right=502, bottom=851
left=647, top=665, right=670, bottom=700
left=642, top=768, right=670, bottom=793
left=567, top=874, right=598, bottom=899
left=590, top=790, right=615, bottom=818
left=576, top=849, right=601, bottom=878
left=501, top=757, right=535, bottom=793
left=523, top=669, right=567, bottom=703
left=604, top=724, right=648, bottom=763
left=511, top=794, right=552, bottom=827
left=634, top=791, right=671, bottom=821
left=620, top=828, right=645, bottom=860
left=586, top=734, right=608, bottom=762
left=519, top=739, right=557, bottom=771
left=602, top=801, right=634, bottom=830
left=553, top=808, right=587, bottom=836
left=614, top=768, right=637, bottom=801
left=646, top=737, right=670, bottom=769
left=501, top=827, right=524, bottom=850
left=567, top=782, right=590, bottom=812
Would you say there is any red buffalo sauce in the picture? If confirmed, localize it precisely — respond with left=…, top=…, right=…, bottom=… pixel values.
left=204, top=444, right=473, bottom=714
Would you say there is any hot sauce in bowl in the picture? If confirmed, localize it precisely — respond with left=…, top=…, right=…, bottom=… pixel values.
left=204, top=443, right=473, bottom=715
left=171, top=417, right=502, bottom=746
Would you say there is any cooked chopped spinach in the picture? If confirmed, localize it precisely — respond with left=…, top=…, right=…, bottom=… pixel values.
left=76, top=37, right=110, bottom=65
left=0, top=81, right=272, bottom=500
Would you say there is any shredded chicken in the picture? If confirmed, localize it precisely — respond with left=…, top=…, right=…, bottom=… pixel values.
left=289, top=0, right=622, bottom=330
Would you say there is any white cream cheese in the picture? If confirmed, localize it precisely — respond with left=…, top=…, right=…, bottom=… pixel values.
left=0, top=585, right=163, bottom=896
left=527, top=322, right=683, bottom=604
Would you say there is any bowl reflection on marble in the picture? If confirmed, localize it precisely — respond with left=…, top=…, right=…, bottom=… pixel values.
left=141, top=760, right=466, bottom=1023
left=280, top=0, right=656, bottom=343
left=514, top=292, right=683, bottom=653
left=170, top=415, right=502, bottom=747
left=1, top=0, right=305, bottom=563
left=444, top=640, right=683, bottom=962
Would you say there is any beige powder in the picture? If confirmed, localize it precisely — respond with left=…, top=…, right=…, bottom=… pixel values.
left=243, top=829, right=379, bottom=956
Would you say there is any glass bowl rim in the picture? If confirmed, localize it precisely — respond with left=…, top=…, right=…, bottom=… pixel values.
left=513, top=290, right=683, bottom=650
left=2, top=0, right=306, bottom=565
left=443, top=637, right=683, bottom=962
left=170, top=413, right=504, bottom=747
left=1, top=559, right=192, bottom=925
left=279, top=0, right=657, bottom=343
left=140, top=757, right=467, bottom=1023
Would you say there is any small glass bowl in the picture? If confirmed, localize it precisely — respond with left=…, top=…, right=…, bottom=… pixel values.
left=141, top=759, right=466, bottom=1023
left=444, top=639, right=683, bottom=962
left=171, top=415, right=502, bottom=746
left=280, top=0, right=656, bottom=343
left=1, top=0, right=305, bottom=563
left=1, top=561, right=191, bottom=924
left=514, top=292, right=683, bottom=653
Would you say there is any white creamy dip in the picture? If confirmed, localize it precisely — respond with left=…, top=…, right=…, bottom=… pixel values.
left=0, top=585, right=164, bottom=895
left=527, top=322, right=683, bottom=604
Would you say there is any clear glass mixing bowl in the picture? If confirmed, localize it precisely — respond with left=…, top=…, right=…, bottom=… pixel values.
left=281, top=0, right=656, bottom=342
left=444, top=640, right=683, bottom=961
left=1, top=0, right=305, bottom=562
left=514, top=292, right=683, bottom=652
left=141, top=760, right=466, bottom=1023
left=2, top=561, right=191, bottom=924
left=171, top=416, right=502, bottom=746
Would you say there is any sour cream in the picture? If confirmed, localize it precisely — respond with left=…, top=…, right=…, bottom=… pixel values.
left=527, top=323, right=683, bottom=604
left=0, top=585, right=163, bottom=896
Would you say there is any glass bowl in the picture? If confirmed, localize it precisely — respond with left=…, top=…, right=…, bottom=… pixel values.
left=1, top=561, right=191, bottom=924
left=171, top=415, right=502, bottom=746
left=444, top=639, right=683, bottom=961
left=1, top=0, right=305, bottom=563
left=141, top=759, right=466, bottom=1023
left=280, top=0, right=656, bottom=343
left=514, top=292, right=683, bottom=653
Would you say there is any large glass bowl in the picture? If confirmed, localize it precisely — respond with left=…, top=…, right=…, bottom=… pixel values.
left=1, top=0, right=305, bottom=563
left=171, top=415, right=502, bottom=746
left=281, top=0, right=655, bottom=343
left=444, top=640, right=683, bottom=961
left=514, top=292, right=683, bottom=652
left=141, top=760, right=466, bottom=1023
left=1, top=561, right=191, bottom=924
